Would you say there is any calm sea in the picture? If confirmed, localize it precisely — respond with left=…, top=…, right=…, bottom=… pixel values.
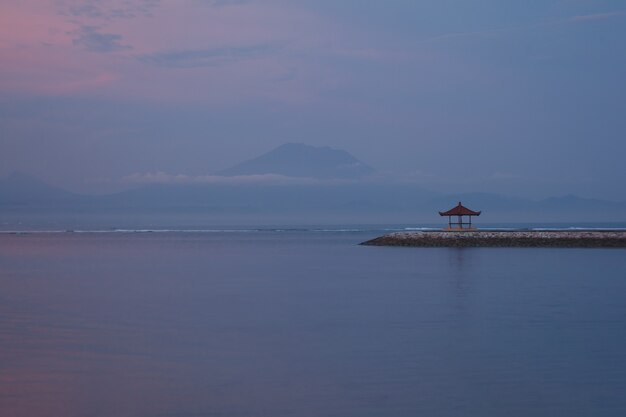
left=1, top=226, right=626, bottom=417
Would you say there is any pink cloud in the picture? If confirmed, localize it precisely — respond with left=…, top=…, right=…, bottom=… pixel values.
left=570, top=11, right=624, bottom=22
left=0, top=2, right=70, bottom=46
left=0, top=0, right=398, bottom=104
left=0, top=42, right=122, bottom=95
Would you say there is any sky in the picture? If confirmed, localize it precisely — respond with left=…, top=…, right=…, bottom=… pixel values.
left=1, top=0, right=625, bottom=199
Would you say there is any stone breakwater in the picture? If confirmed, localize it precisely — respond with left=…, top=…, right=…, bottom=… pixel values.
left=361, top=230, right=626, bottom=248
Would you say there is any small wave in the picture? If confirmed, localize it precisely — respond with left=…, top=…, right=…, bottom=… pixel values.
left=5, top=225, right=623, bottom=235
left=312, top=229, right=362, bottom=232
left=477, top=227, right=522, bottom=231
left=0, top=230, right=68, bottom=234
left=1, top=229, right=263, bottom=234
left=100, top=229, right=262, bottom=233
left=531, top=227, right=626, bottom=231
left=1, top=228, right=376, bottom=234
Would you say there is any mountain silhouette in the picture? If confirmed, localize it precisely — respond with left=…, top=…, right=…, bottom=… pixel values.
left=218, top=143, right=376, bottom=179
left=1, top=172, right=625, bottom=224
left=0, top=172, right=83, bottom=205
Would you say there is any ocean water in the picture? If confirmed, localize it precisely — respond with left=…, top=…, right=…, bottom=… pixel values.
left=1, top=228, right=626, bottom=417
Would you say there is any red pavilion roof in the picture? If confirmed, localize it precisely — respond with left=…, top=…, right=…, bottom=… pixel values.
left=439, top=202, right=481, bottom=216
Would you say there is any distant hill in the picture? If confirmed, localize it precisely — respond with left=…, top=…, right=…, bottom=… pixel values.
left=218, top=143, right=376, bottom=179
left=1, top=172, right=625, bottom=224
left=0, top=172, right=85, bottom=205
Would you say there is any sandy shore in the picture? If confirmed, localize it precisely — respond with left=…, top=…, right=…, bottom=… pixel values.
left=361, top=230, right=626, bottom=248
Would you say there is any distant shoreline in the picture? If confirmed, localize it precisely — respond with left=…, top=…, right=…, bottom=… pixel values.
left=361, top=230, right=626, bottom=248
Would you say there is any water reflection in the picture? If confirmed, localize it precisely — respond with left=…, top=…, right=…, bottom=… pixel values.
left=1, top=233, right=626, bottom=417
left=444, top=248, right=476, bottom=321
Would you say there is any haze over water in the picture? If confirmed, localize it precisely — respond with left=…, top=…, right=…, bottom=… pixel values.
left=2, top=230, right=625, bottom=417
left=2, top=1, right=626, bottom=415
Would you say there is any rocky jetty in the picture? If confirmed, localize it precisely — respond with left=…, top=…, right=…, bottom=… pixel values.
left=361, top=230, right=626, bottom=248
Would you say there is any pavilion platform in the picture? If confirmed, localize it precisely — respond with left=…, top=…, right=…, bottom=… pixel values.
left=361, top=230, right=626, bottom=248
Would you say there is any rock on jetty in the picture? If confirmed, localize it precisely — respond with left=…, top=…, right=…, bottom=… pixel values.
left=361, top=230, right=626, bottom=248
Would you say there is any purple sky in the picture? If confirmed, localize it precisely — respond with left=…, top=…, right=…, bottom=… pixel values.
left=1, top=0, right=625, bottom=199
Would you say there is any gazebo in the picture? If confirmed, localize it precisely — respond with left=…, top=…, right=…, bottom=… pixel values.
left=439, top=202, right=481, bottom=230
